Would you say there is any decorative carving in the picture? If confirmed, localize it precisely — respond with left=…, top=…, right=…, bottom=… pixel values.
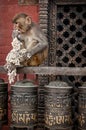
left=38, top=1, right=49, bottom=129
left=38, top=0, right=49, bottom=87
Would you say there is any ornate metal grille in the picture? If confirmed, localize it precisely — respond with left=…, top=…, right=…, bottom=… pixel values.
left=56, top=5, right=86, bottom=87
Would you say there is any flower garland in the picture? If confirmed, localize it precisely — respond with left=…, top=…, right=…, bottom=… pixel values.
left=5, top=37, right=27, bottom=84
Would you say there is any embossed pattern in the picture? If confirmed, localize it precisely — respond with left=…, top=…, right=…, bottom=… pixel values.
left=44, top=82, right=73, bottom=130
left=10, top=84, right=38, bottom=129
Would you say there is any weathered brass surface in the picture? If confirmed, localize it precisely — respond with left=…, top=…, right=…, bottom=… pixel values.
left=78, top=82, right=86, bottom=130
left=10, top=79, right=38, bottom=129
left=44, top=81, right=73, bottom=130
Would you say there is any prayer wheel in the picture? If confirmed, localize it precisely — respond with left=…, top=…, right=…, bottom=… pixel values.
left=10, top=79, right=38, bottom=130
left=44, top=81, right=73, bottom=130
left=0, top=79, right=8, bottom=128
left=78, top=82, right=86, bottom=130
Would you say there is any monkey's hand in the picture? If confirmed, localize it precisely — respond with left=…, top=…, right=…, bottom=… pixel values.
left=12, top=29, right=20, bottom=39
left=19, top=50, right=31, bottom=62
left=17, top=33, right=25, bottom=42
left=26, top=52, right=31, bottom=59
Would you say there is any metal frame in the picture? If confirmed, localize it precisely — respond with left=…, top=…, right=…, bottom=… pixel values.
left=0, top=66, right=86, bottom=75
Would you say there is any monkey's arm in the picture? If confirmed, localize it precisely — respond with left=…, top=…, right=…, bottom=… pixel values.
left=28, top=41, right=48, bottom=56
left=27, top=33, right=48, bottom=57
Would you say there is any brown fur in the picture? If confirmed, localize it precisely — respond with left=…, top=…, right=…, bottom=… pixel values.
left=21, top=47, right=48, bottom=66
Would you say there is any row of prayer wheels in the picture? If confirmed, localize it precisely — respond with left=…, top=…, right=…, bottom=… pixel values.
left=0, top=79, right=86, bottom=130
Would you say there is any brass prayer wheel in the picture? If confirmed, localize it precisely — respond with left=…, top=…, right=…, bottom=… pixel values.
left=0, top=79, right=8, bottom=127
left=44, top=81, right=73, bottom=130
left=10, top=79, right=38, bottom=129
left=78, top=82, right=86, bottom=130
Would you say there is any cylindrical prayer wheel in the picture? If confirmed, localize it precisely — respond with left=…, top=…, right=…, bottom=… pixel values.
left=44, top=81, right=73, bottom=130
left=10, top=79, right=38, bottom=129
left=78, top=82, right=86, bottom=130
left=0, top=79, right=8, bottom=127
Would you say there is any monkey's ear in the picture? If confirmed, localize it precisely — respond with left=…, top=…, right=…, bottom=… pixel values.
left=25, top=16, right=32, bottom=25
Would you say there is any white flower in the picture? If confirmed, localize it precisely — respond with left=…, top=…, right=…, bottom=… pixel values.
left=11, top=37, right=23, bottom=50
left=8, top=69, right=17, bottom=84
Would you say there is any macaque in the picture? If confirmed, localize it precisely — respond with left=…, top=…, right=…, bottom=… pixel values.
left=12, top=13, right=48, bottom=66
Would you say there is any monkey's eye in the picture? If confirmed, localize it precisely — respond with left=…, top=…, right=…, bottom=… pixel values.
left=15, top=22, right=18, bottom=24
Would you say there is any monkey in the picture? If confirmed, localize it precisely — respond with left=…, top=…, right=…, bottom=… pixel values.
left=12, top=13, right=48, bottom=66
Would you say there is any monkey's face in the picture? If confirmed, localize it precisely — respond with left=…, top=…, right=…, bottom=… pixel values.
left=14, top=17, right=31, bottom=33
